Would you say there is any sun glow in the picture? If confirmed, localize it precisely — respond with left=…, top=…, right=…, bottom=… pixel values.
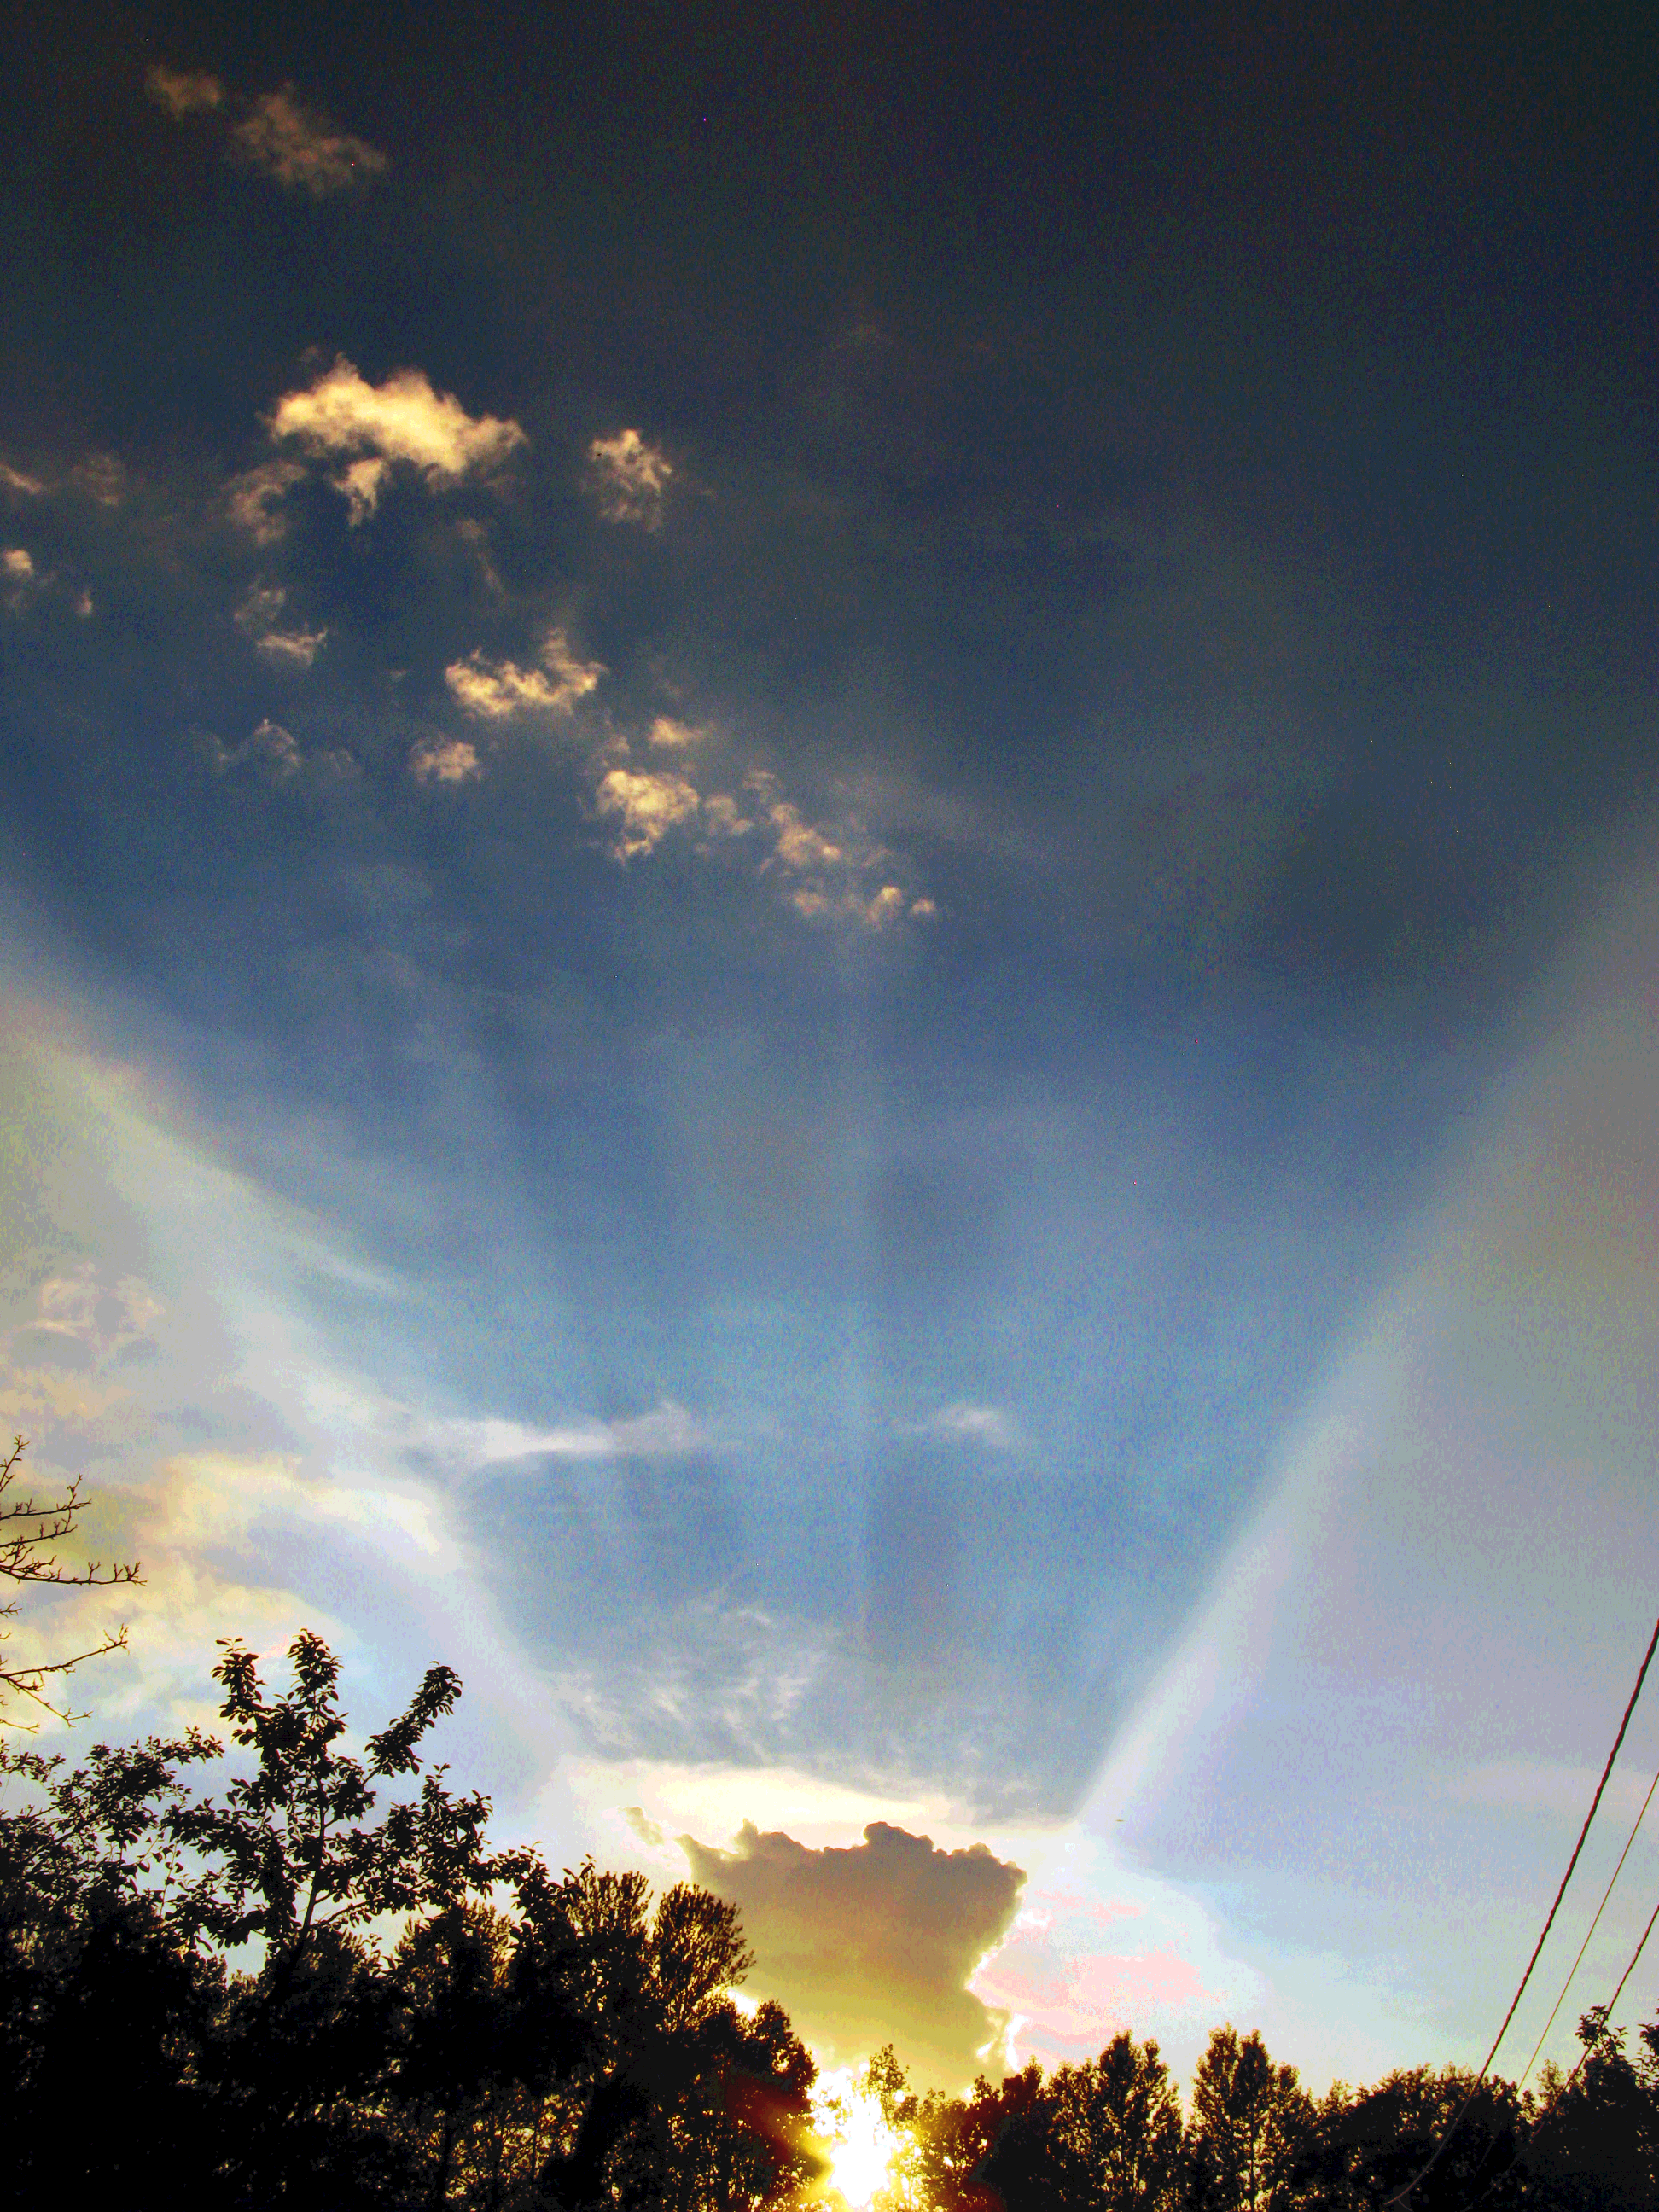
left=810, top=2070, right=905, bottom=2211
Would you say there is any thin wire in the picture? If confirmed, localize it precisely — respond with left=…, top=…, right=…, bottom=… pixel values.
left=1517, top=1761, right=1659, bottom=2089
left=1382, top=1609, right=1659, bottom=2207
left=1565, top=1892, right=1659, bottom=2087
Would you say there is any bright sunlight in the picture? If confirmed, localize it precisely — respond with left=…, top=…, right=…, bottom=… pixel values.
left=811, top=2069, right=905, bottom=2211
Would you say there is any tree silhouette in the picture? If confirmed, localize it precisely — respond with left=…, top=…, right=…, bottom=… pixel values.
left=1184, top=2028, right=1313, bottom=2212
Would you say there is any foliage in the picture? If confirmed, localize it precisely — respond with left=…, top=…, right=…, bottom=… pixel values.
left=10, top=1629, right=1659, bottom=2210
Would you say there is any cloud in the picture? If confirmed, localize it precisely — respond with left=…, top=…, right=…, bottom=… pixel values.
left=679, top=1821, right=1027, bottom=2090
left=439, top=1398, right=707, bottom=1464
left=589, top=428, right=672, bottom=527
left=235, top=584, right=326, bottom=668
left=445, top=629, right=604, bottom=719
left=595, top=767, right=701, bottom=859
left=203, top=719, right=354, bottom=782
left=410, top=737, right=481, bottom=785
left=648, top=716, right=702, bottom=749
left=227, top=459, right=307, bottom=544
left=701, top=794, right=754, bottom=839
left=768, top=802, right=844, bottom=872
left=269, top=357, right=526, bottom=521
left=3, top=548, right=41, bottom=612
left=72, top=453, right=125, bottom=506
left=0, top=462, right=44, bottom=497
left=144, top=64, right=224, bottom=119
left=904, top=1401, right=1021, bottom=1451
left=232, top=87, right=388, bottom=197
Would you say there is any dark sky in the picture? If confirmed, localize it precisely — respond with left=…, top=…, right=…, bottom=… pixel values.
left=4, top=0, right=1659, bottom=2092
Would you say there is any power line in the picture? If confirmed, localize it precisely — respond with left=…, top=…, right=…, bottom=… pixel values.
left=1382, top=1609, right=1659, bottom=2207
left=1517, top=1761, right=1659, bottom=2089
left=1565, top=1892, right=1659, bottom=2087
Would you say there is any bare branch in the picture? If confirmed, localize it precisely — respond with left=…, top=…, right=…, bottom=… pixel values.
left=0, top=1438, right=141, bottom=1727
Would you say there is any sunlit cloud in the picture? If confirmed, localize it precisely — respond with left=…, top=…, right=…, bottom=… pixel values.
left=0, top=461, right=44, bottom=497
left=769, top=803, right=843, bottom=871
left=701, top=794, right=754, bottom=839
left=588, top=428, right=672, bottom=528
left=410, top=736, right=481, bottom=785
left=445, top=629, right=604, bottom=719
left=227, top=458, right=306, bottom=544
left=232, top=87, right=389, bottom=196
left=595, top=766, right=701, bottom=859
left=680, top=1820, right=1027, bottom=2091
left=269, top=356, right=526, bottom=522
left=144, top=64, right=224, bottom=119
left=648, top=715, right=702, bottom=749
left=235, top=583, right=327, bottom=667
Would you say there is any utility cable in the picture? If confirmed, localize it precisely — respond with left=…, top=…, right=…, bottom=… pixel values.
left=1516, top=1761, right=1659, bottom=2089
left=1564, top=1891, right=1659, bottom=2087
left=1382, top=1609, right=1659, bottom=2207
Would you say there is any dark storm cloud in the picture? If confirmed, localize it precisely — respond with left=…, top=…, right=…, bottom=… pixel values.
left=680, top=1820, right=1026, bottom=2089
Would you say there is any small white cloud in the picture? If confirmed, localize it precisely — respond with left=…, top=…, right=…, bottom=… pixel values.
left=648, top=715, right=701, bottom=749
left=595, top=767, right=701, bottom=859
left=3, top=548, right=34, bottom=579
left=445, top=628, right=604, bottom=719
left=269, top=357, right=526, bottom=522
left=232, top=87, right=388, bottom=196
left=910, top=897, right=938, bottom=919
left=0, top=461, right=44, bottom=497
left=145, top=64, right=224, bottom=118
left=75, top=590, right=94, bottom=619
left=904, top=1401, right=1021, bottom=1451
left=442, top=1398, right=707, bottom=1464
left=410, top=737, right=481, bottom=785
left=227, top=458, right=306, bottom=544
left=864, top=884, right=906, bottom=927
left=588, top=428, right=672, bottom=527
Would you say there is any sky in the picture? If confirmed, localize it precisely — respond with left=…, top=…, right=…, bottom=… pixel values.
left=4, top=0, right=1659, bottom=2098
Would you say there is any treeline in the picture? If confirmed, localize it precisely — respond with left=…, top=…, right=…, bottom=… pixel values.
left=861, top=2011, right=1659, bottom=2210
left=3, top=1630, right=1657, bottom=2211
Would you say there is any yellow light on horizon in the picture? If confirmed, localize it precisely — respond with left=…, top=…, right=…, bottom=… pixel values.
left=810, top=2069, right=904, bottom=2212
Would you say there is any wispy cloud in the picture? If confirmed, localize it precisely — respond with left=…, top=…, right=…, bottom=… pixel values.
left=227, top=459, right=307, bottom=544
left=445, top=630, right=604, bottom=719
left=235, top=584, right=327, bottom=668
left=0, top=461, right=44, bottom=498
left=232, top=87, right=389, bottom=197
left=203, top=718, right=355, bottom=782
left=588, top=428, right=672, bottom=528
left=438, top=1400, right=707, bottom=1465
left=144, top=64, right=224, bottom=119
left=269, top=357, right=526, bottom=522
left=904, top=1401, right=1021, bottom=1450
